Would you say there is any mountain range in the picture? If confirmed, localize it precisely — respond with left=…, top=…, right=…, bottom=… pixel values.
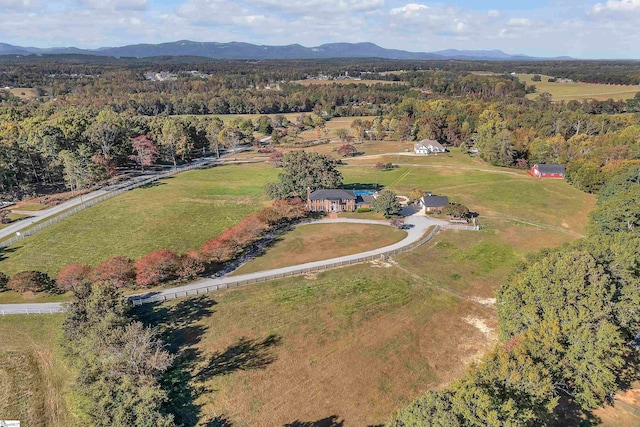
left=0, top=41, right=572, bottom=61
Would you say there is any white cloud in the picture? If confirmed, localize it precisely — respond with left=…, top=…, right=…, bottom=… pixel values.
left=507, top=18, right=532, bottom=26
left=82, top=0, right=148, bottom=10
left=0, top=0, right=36, bottom=8
left=389, top=3, right=428, bottom=18
left=592, top=0, right=640, bottom=13
left=253, top=0, right=384, bottom=14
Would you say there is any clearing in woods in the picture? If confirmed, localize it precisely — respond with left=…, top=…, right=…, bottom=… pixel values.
left=516, top=73, right=640, bottom=101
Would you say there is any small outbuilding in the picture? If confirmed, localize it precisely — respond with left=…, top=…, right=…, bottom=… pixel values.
left=414, top=139, right=446, bottom=154
left=419, top=194, right=449, bottom=213
left=531, top=164, right=565, bottom=179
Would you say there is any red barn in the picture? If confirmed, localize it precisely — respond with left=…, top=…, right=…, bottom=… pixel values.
left=531, top=164, right=565, bottom=179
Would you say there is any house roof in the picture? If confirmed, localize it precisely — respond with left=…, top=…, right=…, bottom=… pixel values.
left=309, top=189, right=356, bottom=201
left=414, top=139, right=445, bottom=151
left=420, top=195, right=449, bottom=208
left=535, top=164, right=565, bottom=174
left=357, top=194, right=375, bottom=204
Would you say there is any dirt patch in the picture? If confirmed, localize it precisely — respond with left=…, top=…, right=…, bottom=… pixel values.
left=463, top=316, right=498, bottom=342
left=370, top=258, right=393, bottom=268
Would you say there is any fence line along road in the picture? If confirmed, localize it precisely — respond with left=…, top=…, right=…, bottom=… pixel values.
left=0, top=160, right=209, bottom=248
left=130, top=225, right=442, bottom=306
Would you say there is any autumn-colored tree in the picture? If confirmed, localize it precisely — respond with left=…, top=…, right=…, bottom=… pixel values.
left=90, top=256, right=136, bottom=288
left=201, top=236, right=236, bottom=263
left=56, top=263, right=91, bottom=291
left=129, top=135, right=159, bottom=172
left=272, top=197, right=308, bottom=221
left=177, top=250, right=207, bottom=280
left=257, top=207, right=282, bottom=226
left=8, top=271, right=53, bottom=293
left=269, top=151, right=284, bottom=167
left=337, top=144, right=358, bottom=157
left=408, top=188, right=426, bottom=202
left=227, top=214, right=268, bottom=248
left=135, top=250, right=181, bottom=287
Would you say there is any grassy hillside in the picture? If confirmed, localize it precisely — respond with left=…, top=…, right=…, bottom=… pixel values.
left=0, top=315, right=79, bottom=427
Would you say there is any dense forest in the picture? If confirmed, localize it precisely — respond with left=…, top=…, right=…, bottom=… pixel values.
left=2, top=55, right=640, bottom=200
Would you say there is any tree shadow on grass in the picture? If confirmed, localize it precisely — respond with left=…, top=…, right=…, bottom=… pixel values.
left=284, top=415, right=344, bottom=427
left=197, top=334, right=282, bottom=381
left=0, top=246, right=18, bottom=262
left=550, top=395, right=600, bottom=427
left=135, top=295, right=217, bottom=427
left=135, top=296, right=282, bottom=426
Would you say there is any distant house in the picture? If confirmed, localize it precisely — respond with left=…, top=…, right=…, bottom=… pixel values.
left=414, top=139, right=446, bottom=154
left=419, top=194, right=449, bottom=213
left=306, top=188, right=373, bottom=212
left=531, top=164, right=565, bottom=179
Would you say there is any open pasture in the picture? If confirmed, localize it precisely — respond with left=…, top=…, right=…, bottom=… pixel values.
left=0, top=164, right=278, bottom=277
left=516, top=73, right=640, bottom=101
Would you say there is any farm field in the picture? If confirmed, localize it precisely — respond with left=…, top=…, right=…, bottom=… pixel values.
left=0, top=164, right=278, bottom=277
left=296, top=79, right=406, bottom=86
left=516, top=73, right=640, bottom=101
left=0, top=314, right=78, bottom=426
left=231, top=223, right=407, bottom=275
left=8, top=87, right=39, bottom=101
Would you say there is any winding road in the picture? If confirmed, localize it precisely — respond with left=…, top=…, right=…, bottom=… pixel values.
left=0, top=212, right=453, bottom=315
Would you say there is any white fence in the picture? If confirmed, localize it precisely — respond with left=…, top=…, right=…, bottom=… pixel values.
left=0, top=160, right=209, bottom=248
left=130, top=225, right=442, bottom=306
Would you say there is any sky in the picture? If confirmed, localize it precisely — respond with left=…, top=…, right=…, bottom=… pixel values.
left=1, top=0, right=639, bottom=58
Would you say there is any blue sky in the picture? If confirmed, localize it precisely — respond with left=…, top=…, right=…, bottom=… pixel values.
left=1, top=0, right=639, bottom=58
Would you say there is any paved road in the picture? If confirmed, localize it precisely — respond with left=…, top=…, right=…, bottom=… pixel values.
left=0, top=189, right=112, bottom=241
left=0, top=212, right=449, bottom=314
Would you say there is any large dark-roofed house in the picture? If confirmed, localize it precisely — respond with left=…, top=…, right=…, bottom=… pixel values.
left=531, top=164, right=565, bottom=179
left=419, top=194, right=449, bottom=213
left=306, top=188, right=373, bottom=212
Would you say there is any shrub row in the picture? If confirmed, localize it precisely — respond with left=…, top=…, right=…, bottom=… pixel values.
left=1, top=198, right=308, bottom=294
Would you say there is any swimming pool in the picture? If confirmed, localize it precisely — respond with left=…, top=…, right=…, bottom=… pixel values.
left=353, top=189, right=376, bottom=196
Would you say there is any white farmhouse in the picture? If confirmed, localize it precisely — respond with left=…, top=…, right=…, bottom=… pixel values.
left=414, top=139, right=446, bottom=154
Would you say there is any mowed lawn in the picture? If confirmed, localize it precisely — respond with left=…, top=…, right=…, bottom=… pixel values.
left=0, top=314, right=78, bottom=427
left=341, top=160, right=595, bottom=235
left=516, top=73, right=640, bottom=101
left=138, top=263, right=494, bottom=426
left=0, top=164, right=279, bottom=276
left=231, top=223, right=407, bottom=275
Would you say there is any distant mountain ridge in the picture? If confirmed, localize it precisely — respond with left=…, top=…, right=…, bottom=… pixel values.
left=0, top=40, right=573, bottom=61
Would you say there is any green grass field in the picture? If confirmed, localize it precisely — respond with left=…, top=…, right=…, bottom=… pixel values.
left=0, top=154, right=593, bottom=281
left=0, top=164, right=278, bottom=277
left=516, top=73, right=640, bottom=101
left=0, top=314, right=78, bottom=426
left=231, top=223, right=406, bottom=275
